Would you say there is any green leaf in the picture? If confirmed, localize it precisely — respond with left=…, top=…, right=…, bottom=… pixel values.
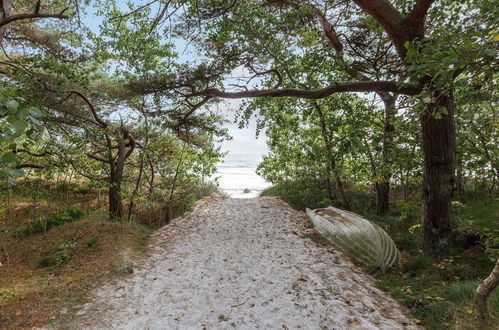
left=5, top=99, right=19, bottom=109
left=2, top=152, right=17, bottom=163
left=11, top=169, right=24, bottom=177
left=29, top=116, right=42, bottom=126
left=29, top=107, right=43, bottom=118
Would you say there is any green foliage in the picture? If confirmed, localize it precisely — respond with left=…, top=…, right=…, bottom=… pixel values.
left=261, top=180, right=374, bottom=213
left=260, top=182, right=331, bottom=211
left=15, top=208, right=84, bottom=237
left=0, top=80, right=44, bottom=182
left=37, top=240, right=78, bottom=272
left=90, top=0, right=176, bottom=76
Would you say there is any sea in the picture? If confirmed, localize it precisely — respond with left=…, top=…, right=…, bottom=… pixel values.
left=214, top=153, right=272, bottom=198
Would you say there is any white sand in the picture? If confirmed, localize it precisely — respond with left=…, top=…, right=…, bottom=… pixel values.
left=75, top=196, right=419, bottom=329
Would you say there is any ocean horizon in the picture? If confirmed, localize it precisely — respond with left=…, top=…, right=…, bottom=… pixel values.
left=214, top=153, right=271, bottom=198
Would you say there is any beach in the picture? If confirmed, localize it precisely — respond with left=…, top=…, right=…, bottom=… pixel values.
left=215, top=153, right=271, bottom=198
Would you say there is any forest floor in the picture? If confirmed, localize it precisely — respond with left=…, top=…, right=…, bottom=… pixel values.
left=65, top=195, right=419, bottom=329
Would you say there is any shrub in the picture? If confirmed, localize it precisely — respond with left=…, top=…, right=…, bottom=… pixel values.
left=15, top=208, right=84, bottom=237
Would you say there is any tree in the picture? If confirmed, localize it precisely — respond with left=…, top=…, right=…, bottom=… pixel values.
left=1, top=0, right=228, bottom=220
left=0, top=0, right=73, bottom=181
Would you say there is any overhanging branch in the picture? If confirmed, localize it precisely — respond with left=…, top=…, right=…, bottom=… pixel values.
left=191, top=81, right=420, bottom=100
left=16, top=163, right=45, bottom=169
left=0, top=4, right=69, bottom=28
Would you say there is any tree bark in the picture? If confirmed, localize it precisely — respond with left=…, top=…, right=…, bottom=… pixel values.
left=421, top=88, right=457, bottom=254
left=376, top=181, right=390, bottom=214
left=0, top=0, right=11, bottom=43
left=475, top=257, right=499, bottom=325
left=108, top=157, right=125, bottom=220
left=108, top=178, right=123, bottom=219
left=108, top=128, right=131, bottom=220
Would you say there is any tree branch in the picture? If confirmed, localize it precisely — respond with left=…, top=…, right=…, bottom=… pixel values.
left=353, top=0, right=414, bottom=59
left=123, top=132, right=138, bottom=160
left=67, top=90, right=108, bottom=128
left=262, top=0, right=344, bottom=52
left=85, top=152, right=111, bottom=164
left=16, top=163, right=45, bottom=169
left=13, top=149, right=51, bottom=157
left=181, top=96, right=213, bottom=122
left=0, top=8, right=69, bottom=28
left=407, top=0, right=435, bottom=30
left=191, top=81, right=420, bottom=100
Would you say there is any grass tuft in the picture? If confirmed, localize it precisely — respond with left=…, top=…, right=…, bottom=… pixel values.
left=15, top=208, right=84, bottom=237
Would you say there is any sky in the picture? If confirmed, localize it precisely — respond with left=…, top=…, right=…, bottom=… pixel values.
left=211, top=99, right=268, bottom=158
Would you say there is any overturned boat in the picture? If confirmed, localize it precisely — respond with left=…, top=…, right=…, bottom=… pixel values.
left=306, top=206, right=400, bottom=272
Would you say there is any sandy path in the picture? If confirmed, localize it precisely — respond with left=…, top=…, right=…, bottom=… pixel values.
left=75, top=196, right=418, bottom=329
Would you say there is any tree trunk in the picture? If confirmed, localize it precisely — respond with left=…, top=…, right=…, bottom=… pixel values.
left=421, top=88, right=457, bottom=255
left=127, top=153, right=144, bottom=222
left=377, top=94, right=397, bottom=215
left=128, top=110, right=149, bottom=222
left=108, top=179, right=123, bottom=219
left=335, top=174, right=350, bottom=210
left=108, top=131, right=127, bottom=219
left=475, top=257, right=499, bottom=325
left=376, top=181, right=390, bottom=214
left=169, top=143, right=187, bottom=201
left=324, top=171, right=335, bottom=204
